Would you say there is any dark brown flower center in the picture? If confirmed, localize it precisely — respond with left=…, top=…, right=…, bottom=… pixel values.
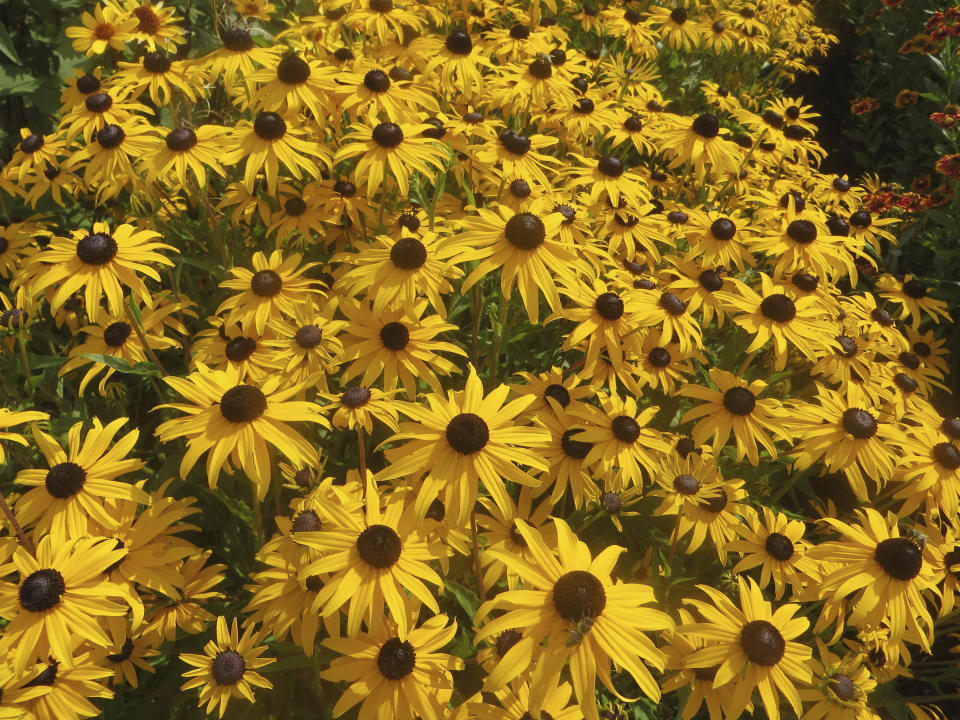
left=372, top=122, right=404, bottom=148
left=692, top=113, right=720, bottom=138
left=445, top=30, right=472, bottom=54
left=85, top=91, right=112, bottom=113
left=544, top=384, right=570, bottom=407
left=221, top=27, right=255, bottom=51
left=874, top=537, right=923, bottom=580
left=445, top=413, right=489, bottom=454
left=760, top=294, right=796, bottom=322
left=77, top=74, right=101, bottom=94
left=253, top=112, right=287, bottom=140
left=504, top=212, right=546, bottom=250
left=598, top=156, right=623, bottom=177
left=19, top=568, right=66, bottom=612
left=698, top=270, right=723, bottom=291
left=284, top=197, right=307, bottom=216
left=495, top=629, right=522, bottom=657
left=166, top=127, right=198, bottom=152
left=849, top=210, right=872, bottom=228
left=830, top=674, right=856, bottom=701
left=356, top=524, right=402, bottom=568
left=764, top=532, right=794, bottom=560
left=143, top=51, right=172, bottom=73
left=341, top=386, right=372, bottom=408
left=377, top=637, right=416, bottom=679
left=363, top=69, right=391, bottom=93
left=841, top=408, right=877, bottom=439
left=390, top=237, right=427, bottom=270
left=601, top=491, right=622, bottom=514
left=560, top=429, right=592, bottom=459
left=76, top=232, right=118, bottom=265
left=97, top=124, right=125, bottom=149
left=251, top=269, right=283, bottom=297
left=933, top=442, right=960, bottom=470
left=648, top=347, right=671, bottom=367
left=106, top=638, right=135, bottom=663
left=224, top=336, right=256, bottom=362
left=212, top=650, right=246, bottom=685
left=499, top=129, right=531, bottom=155
left=902, top=279, right=927, bottom=299
left=45, top=461, right=87, bottom=498
left=723, top=387, right=756, bottom=416
left=552, top=570, right=606, bottom=621
left=786, top=219, right=817, bottom=244
left=379, top=322, right=409, bottom=351
left=594, top=292, right=624, bottom=320
left=278, top=54, right=311, bottom=84
left=658, top=292, right=686, bottom=316
left=295, top=325, right=323, bottom=348
left=673, top=474, right=700, bottom=495
left=219, top=385, right=267, bottom=423
left=740, top=620, right=785, bottom=666
left=291, top=510, right=322, bottom=533
left=19, top=134, right=43, bottom=154
left=103, top=321, right=132, bottom=347
left=611, top=416, right=641, bottom=443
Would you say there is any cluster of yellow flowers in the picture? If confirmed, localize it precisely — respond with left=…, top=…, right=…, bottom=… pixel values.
left=0, top=1, right=957, bottom=720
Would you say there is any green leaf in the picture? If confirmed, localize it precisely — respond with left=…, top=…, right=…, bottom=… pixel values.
left=0, top=68, right=40, bottom=97
left=444, top=579, right=481, bottom=619
left=82, top=354, right=161, bottom=377
left=0, top=25, right=21, bottom=64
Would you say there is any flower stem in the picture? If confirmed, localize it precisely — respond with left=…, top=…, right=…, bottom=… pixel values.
left=126, top=301, right=169, bottom=377
left=250, top=484, right=264, bottom=546
left=0, top=492, right=34, bottom=557
left=17, top=330, right=31, bottom=387
left=357, top=426, right=367, bottom=480
left=470, top=285, right=481, bottom=366
left=471, top=509, right=484, bottom=600
left=486, top=292, right=510, bottom=384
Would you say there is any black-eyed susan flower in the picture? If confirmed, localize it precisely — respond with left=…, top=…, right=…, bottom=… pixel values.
left=681, top=577, right=812, bottom=720
left=65, top=3, right=137, bottom=55
left=319, top=385, right=399, bottom=433
left=180, top=616, right=273, bottom=718
left=320, top=610, right=462, bottom=720
left=729, top=507, right=819, bottom=599
left=472, top=679, right=581, bottom=720
left=679, top=369, right=792, bottom=465
left=789, top=385, right=902, bottom=500
left=0, top=536, right=128, bottom=673
left=14, top=418, right=149, bottom=543
left=659, top=112, right=742, bottom=178
left=810, top=508, right=938, bottom=649
left=631, top=287, right=704, bottom=354
left=292, top=479, right=444, bottom=638
left=222, top=111, right=331, bottom=193
left=145, top=125, right=231, bottom=189
left=335, top=62, right=438, bottom=122
left=217, top=250, right=322, bottom=335
left=876, top=273, right=951, bottom=328
left=334, top=120, right=448, bottom=199
left=338, top=299, right=464, bottom=399
left=155, top=363, right=328, bottom=499
left=140, top=552, right=225, bottom=643
left=798, top=641, right=878, bottom=720
left=476, top=518, right=673, bottom=720
left=569, top=392, right=669, bottom=490
left=716, top=273, right=834, bottom=370
left=11, top=652, right=113, bottom=720
left=377, top=364, right=549, bottom=525
left=458, top=203, right=585, bottom=323
left=249, top=51, right=340, bottom=121
left=109, top=0, right=186, bottom=49
left=26, top=221, right=175, bottom=323
left=110, top=51, right=202, bottom=105
left=477, top=488, right=556, bottom=591
left=201, top=27, right=279, bottom=89
left=0, top=409, right=48, bottom=465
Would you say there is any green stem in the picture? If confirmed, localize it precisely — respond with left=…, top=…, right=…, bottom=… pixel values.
left=17, top=330, right=31, bottom=387
left=486, top=291, right=510, bottom=383
left=470, top=285, right=481, bottom=366
left=357, top=426, right=366, bottom=480
left=251, top=484, right=265, bottom=546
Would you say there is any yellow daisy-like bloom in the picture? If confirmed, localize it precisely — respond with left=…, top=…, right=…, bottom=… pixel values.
left=109, top=51, right=202, bottom=106
left=11, top=651, right=114, bottom=720
left=140, top=551, right=225, bottom=644
left=569, top=392, right=669, bottom=491
left=292, top=480, right=445, bottom=638
left=658, top=112, right=742, bottom=178
left=896, top=424, right=960, bottom=517
left=26, top=221, right=175, bottom=323
left=876, top=273, right=951, bottom=328
left=338, top=299, right=465, bottom=400
left=458, top=203, right=585, bottom=324
left=473, top=129, right=561, bottom=189
left=320, top=610, right=462, bottom=720
left=789, top=384, right=903, bottom=500
left=216, top=250, right=322, bottom=335
left=201, top=27, right=278, bottom=90
left=334, top=232, right=466, bottom=319
left=0, top=408, right=48, bottom=465
left=417, top=29, right=491, bottom=98
left=248, top=51, right=339, bottom=122
left=810, top=508, right=939, bottom=649
left=334, top=62, right=438, bottom=123
left=682, top=577, right=813, bottom=720
left=533, top=402, right=600, bottom=507
left=630, top=286, right=704, bottom=354
left=5, top=129, right=66, bottom=185
left=180, top=616, right=273, bottom=719
left=221, top=111, right=331, bottom=193
left=144, top=124, right=231, bottom=189
left=798, top=641, right=879, bottom=720
left=334, top=120, right=448, bottom=199
left=0, top=536, right=127, bottom=674
left=59, top=300, right=186, bottom=395
left=476, top=518, right=674, bottom=720
left=477, top=488, right=556, bottom=591
left=65, top=3, right=138, bottom=55
left=716, top=273, right=834, bottom=370
left=729, top=507, right=820, bottom=600
left=319, top=386, right=399, bottom=433
left=155, top=363, right=329, bottom=499
left=344, top=0, right=425, bottom=45
left=679, top=368, right=792, bottom=465
left=749, top=213, right=858, bottom=282
left=472, top=679, right=581, bottom=720
left=661, top=608, right=745, bottom=720
left=14, top=419, right=149, bottom=543
left=108, top=0, right=186, bottom=50
left=684, top=208, right=757, bottom=271
left=63, top=118, right=160, bottom=196
left=377, top=364, right=549, bottom=525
